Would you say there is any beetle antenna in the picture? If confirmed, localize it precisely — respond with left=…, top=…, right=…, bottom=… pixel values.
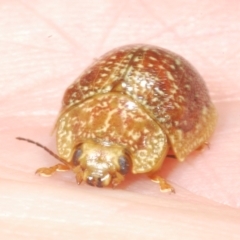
left=16, top=137, right=70, bottom=166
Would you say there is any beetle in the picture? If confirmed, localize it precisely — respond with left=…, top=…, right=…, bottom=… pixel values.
left=17, top=44, right=217, bottom=192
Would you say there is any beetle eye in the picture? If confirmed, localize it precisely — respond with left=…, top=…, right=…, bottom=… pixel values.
left=72, top=147, right=82, bottom=166
left=118, top=156, right=130, bottom=175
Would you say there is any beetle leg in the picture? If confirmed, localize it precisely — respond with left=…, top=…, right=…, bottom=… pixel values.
left=36, top=164, right=70, bottom=177
left=75, top=173, right=83, bottom=185
left=197, top=142, right=210, bottom=151
left=166, top=148, right=176, bottom=159
left=148, top=174, right=175, bottom=193
left=111, top=172, right=124, bottom=188
left=73, top=166, right=84, bottom=185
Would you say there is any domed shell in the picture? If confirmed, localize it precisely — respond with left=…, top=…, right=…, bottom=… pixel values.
left=57, top=44, right=217, bottom=162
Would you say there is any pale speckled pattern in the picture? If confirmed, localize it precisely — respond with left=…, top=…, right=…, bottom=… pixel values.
left=57, top=44, right=217, bottom=166
left=57, top=93, right=168, bottom=173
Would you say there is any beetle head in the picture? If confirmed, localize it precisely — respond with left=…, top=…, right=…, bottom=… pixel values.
left=71, top=139, right=130, bottom=187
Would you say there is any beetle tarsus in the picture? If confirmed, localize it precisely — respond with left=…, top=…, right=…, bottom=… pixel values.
left=149, top=174, right=175, bottom=193
left=35, top=164, right=70, bottom=177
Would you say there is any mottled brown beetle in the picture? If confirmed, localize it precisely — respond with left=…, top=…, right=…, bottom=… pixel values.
left=17, top=44, right=217, bottom=192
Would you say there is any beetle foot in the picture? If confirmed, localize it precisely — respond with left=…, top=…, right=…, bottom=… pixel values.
left=36, top=164, right=70, bottom=177
left=149, top=175, right=175, bottom=193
